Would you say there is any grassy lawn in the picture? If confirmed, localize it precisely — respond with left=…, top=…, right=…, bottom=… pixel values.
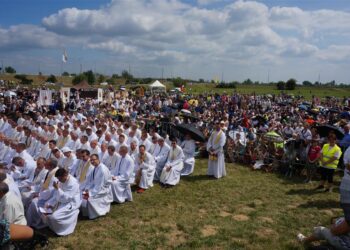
left=47, top=159, right=342, bottom=250
left=2, top=73, right=350, bottom=99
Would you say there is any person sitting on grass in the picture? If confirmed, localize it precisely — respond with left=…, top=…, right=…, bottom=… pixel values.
left=297, top=216, right=350, bottom=250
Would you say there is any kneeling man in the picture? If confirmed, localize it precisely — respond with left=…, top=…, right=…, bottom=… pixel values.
left=45, top=168, right=81, bottom=236
left=160, top=138, right=184, bottom=187
left=81, top=154, right=113, bottom=219
left=134, top=145, right=156, bottom=193
left=110, top=146, right=134, bottom=203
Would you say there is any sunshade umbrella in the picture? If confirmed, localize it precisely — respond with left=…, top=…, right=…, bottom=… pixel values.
left=315, top=125, right=344, bottom=140
left=264, top=131, right=284, bottom=143
left=3, top=91, right=16, bottom=97
left=180, top=109, right=191, bottom=114
left=298, top=104, right=308, bottom=111
left=188, top=99, right=198, bottom=106
left=173, top=124, right=206, bottom=142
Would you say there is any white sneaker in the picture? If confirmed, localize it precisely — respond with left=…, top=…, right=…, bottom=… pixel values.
left=297, top=233, right=306, bottom=243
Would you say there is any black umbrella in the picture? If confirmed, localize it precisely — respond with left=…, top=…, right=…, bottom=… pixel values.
left=315, top=125, right=344, bottom=140
left=180, top=112, right=200, bottom=121
left=253, top=115, right=267, bottom=123
left=174, top=123, right=206, bottom=142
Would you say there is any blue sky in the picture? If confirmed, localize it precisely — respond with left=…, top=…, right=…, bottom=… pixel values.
left=1, top=0, right=350, bottom=83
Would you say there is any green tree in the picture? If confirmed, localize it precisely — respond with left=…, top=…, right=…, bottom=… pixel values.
left=5, top=66, right=16, bottom=74
left=83, top=70, right=95, bottom=85
left=62, top=71, right=69, bottom=76
left=112, top=74, right=119, bottom=78
left=121, top=70, right=133, bottom=80
left=14, top=74, right=33, bottom=85
left=276, top=81, right=286, bottom=90
left=173, top=77, right=186, bottom=88
left=198, top=78, right=205, bottom=83
left=302, top=80, right=313, bottom=86
left=47, top=74, right=57, bottom=83
left=242, top=78, right=253, bottom=85
left=286, top=78, right=297, bottom=90
left=72, top=74, right=87, bottom=85
left=98, top=74, right=106, bottom=83
left=106, top=78, right=116, bottom=85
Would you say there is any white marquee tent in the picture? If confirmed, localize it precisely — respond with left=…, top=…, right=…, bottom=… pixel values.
left=149, top=80, right=166, bottom=93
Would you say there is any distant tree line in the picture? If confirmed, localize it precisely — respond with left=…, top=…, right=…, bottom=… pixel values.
left=2, top=65, right=350, bottom=88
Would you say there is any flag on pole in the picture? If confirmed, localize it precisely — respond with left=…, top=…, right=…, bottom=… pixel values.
left=62, top=49, right=68, bottom=63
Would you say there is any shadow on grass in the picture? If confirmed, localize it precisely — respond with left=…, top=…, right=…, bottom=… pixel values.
left=298, top=199, right=340, bottom=209
left=181, top=174, right=215, bottom=182
left=286, top=188, right=322, bottom=196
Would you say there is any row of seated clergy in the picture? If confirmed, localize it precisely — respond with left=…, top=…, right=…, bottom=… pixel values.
left=25, top=157, right=111, bottom=235
left=13, top=139, right=188, bottom=235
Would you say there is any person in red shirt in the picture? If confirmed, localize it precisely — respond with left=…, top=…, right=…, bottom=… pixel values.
left=305, top=138, right=321, bottom=183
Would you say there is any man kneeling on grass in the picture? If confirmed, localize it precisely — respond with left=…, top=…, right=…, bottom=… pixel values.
left=134, top=145, right=156, bottom=193
left=160, top=138, right=184, bottom=188
left=81, top=154, right=113, bottom=220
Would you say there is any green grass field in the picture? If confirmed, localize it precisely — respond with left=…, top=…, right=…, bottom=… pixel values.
left=47, top=160, right=341, bottom=250
left=1, top=74, right=350, bottom=99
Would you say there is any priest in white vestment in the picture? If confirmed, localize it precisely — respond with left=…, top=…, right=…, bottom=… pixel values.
left=128, top=141, right=139, bottom=162
left=26, top=159, right=59, bottom=229
left=71, top=150, right=94, bottom=191
left=81, top=154, right=113, bottom=219
left=64, top=132, right=81, bottom=151
left=10, top=157, right=36, bottom=186
left=20, top=157, right=48, bottom=208
left=102, top=146, right=119, bottom=171
left=0, top=182, right=27, bottom=225
left=207, top=121, right=227, bottom=179
left=0, top=171, right=21, bottom=198
left=153, top=138, right=170, bottom=181
left=180, top=134, right=196, bottom=176
left=61, top=147, right=77, bottom=172
left=134, top=145, right=156, bottom=193
left=45, top=169, right=81, bottom=236
left=160, top=139, right=185, bottom=186
left=110, top=146, right=134, bottom=203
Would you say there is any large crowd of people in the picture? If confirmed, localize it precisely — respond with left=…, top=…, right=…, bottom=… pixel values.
left=0, top=86, right=350, bottom=249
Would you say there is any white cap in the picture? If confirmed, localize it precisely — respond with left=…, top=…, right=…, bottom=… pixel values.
left=61, top=147, right=72, bottom=153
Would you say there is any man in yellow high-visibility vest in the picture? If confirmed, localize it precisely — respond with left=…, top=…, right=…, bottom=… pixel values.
left=316, top=133, right=342, bottom=192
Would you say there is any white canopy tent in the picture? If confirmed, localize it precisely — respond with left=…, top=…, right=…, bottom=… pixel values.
left=149, top=80, right=166, bottom=93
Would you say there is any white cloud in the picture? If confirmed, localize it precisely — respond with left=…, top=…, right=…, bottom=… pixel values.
left=1, top=0, right=350, bottom=82
left=0, top=25, right=62, bottom=50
